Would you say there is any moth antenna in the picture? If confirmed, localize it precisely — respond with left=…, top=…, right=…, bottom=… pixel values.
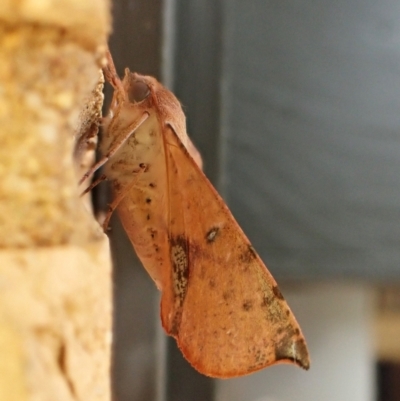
left=80, top=174, right=108, bottom=197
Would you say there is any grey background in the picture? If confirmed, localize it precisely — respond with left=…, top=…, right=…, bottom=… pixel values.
left=108, top=0, right=400, bottom=400
left=219, top=0, right=400, bottom=281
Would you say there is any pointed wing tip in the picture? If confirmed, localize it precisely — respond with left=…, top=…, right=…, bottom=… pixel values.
left=275, top=336, right=311, bottom=371
left=295, top=353, right=311, bottom=371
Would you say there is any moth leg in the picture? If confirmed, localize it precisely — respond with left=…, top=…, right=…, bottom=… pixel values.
left=102, top=164, right=146, bottom=231
left=80, top=174, right=107, bottom=197
left=79, top=112, right=150, bottom=185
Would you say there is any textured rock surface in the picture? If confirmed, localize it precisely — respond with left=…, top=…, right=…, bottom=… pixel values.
left=0, top=0, right=112, bottom=400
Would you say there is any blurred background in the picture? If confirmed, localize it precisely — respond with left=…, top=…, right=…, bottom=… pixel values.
left=103, top=0, right=400, bottom=400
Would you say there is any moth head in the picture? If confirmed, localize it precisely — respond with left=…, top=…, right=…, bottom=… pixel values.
left=128, top=79, right=150, bottom=104
left=123, top=70, right=154, bottom=104
left=122, top=70, right=189, bottom=147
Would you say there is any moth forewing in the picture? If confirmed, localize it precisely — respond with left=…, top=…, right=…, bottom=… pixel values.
left=162, top=124, right=309, bottom=378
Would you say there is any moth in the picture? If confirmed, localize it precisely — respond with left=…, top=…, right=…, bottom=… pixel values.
left=81, top=51, right=310, bottom=378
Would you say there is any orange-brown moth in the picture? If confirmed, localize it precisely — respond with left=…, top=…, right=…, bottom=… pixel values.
left=81, top=51, right=310, bottom=378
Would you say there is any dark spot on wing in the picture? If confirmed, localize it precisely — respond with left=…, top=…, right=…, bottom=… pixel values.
left=146, top=214, right=150, bottom=220
left=205, top=226, right=219, bottom=243
left=261, top=295, right=270, bottom=307
left=272, top=285, right=284, bottom=300
left=139, top=163, right=149, bottom=172
left=149, top=182, right=155, bottom=188
left=145, top=197, right=152, bottom=204
left=170, top=235, right=190, bottom=307
left=242, top=300, right=253, bottom=311
left=223, top=290, right=234, bottom=301
left=239, top=244, right=258, bottom=264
